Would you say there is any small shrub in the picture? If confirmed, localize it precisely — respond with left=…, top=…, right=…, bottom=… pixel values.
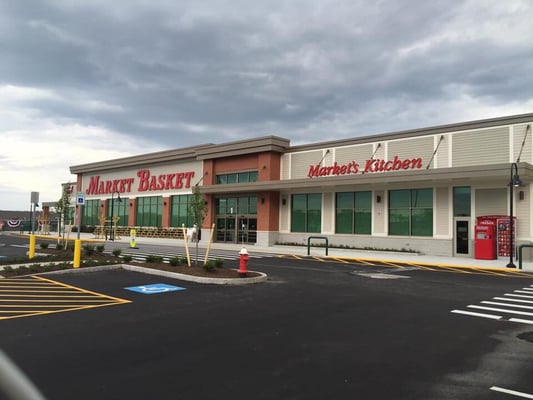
left=169, top=257, right=181, bottom=266
left=42, top=263, right=56, bottom=272
left=39, top=242, right=49, bottom=249
left=145, top=255, right=164, bottom=263
left=83, top=244, right=95, bottom=256
left=29, top=264, right=42, bottom=273
left=179, top=256, right=188, bottom=264
left=15, top=266, right=29, bottom=274
left=214, top=258, right=224, bottom=268
left=122, top=255, right=133, bottom=263
left=56, top=243, right=64, bottom=250
left=2, top=266, right=14, bottom=273
left=96, top=245, right=105, bottom=253
left=203, top=261, right=216, bottom=272
left=112, top=248, right=122, bottom=257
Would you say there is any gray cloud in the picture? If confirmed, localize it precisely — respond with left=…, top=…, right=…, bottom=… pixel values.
left=1, top=0, right=532, bottom=150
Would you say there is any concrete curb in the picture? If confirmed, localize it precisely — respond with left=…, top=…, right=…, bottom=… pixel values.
left=122, top=264, right=268, bottom=285
left=1, top=263, right=268, bottom=285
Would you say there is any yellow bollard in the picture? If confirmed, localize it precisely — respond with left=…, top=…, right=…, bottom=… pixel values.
left=29, top=235, right=36, bottom=259
left=73, top=239, right=81, bottom=268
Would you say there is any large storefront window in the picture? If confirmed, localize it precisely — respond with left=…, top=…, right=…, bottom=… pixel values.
left=136, top=196, right=162, bottom=227
left=389, top=189, right=433, bottom=236
left=83, top=199, right=101, bottom=226
left=453, top=187, right=471, bottom=216
left=171, top=194, right=193, bottom=227
left=107, top=197, right=129, bottom=227
left=335, top=191, right=371, bottom=234
left=291, top=193, right=322, bottom=233
left=216, top=171, right=258, bottom=184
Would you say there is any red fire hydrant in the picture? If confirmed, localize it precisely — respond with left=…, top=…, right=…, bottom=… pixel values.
left=239, top=247, right=249, bottom=277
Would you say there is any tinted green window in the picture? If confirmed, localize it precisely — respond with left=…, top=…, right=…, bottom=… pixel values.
left=171, top=195, right=193, bottom=227
left=335, top=191, right=371, bottom=234
left=136, top=196, right=162, bottom=227
left=216, top=171, right=259, bottom=185
left=83, top=199, right=101, bottom=226
left=291, top=193, right=322, bottom=233
left=388, top=189, right=433, bottom=236
left=107, top=197, right=129, bottom=226
left=453, top=187, right=471, bottom=217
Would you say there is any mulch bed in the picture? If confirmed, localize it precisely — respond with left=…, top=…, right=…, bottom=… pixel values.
left=1, top=248, right=258, bottom=279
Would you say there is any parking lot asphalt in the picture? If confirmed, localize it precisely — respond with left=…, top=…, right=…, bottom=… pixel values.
left=2, top=257, right=533, bottom=400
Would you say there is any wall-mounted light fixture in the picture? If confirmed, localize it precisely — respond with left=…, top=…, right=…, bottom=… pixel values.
left=261, top=197, right=265, bottom=204
left=376, top=195, right=382, bottom=203
left=519, top=191, right=525, bottom=201
left=282, top=198, right=287, bottom=206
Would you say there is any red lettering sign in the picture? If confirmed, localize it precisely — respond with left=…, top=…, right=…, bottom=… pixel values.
left=308, top=156, right=423, bottom=178
left=85, top=169, right=195, bottom=195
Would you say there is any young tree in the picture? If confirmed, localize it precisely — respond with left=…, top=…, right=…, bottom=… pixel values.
left=188, top=184, right=208, bottom=265
left=55, top=184, right=73, bottom=245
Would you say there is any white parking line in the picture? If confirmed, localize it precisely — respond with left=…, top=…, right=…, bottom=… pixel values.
left=450, top=310, right=501, bottom=320
left=468, top=305, right=533, bottom=317
left=495, top=297, right=533, bottom=304
left=509, top=318, right=533, bottom=324
left=490, top=386, right=533, bottom=398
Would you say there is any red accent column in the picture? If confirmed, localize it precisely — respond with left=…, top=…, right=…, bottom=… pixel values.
left=162, top=196, right=171, bottom=228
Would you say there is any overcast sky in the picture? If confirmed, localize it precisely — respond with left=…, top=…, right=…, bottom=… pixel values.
left=1, top=0, right=532, bottom=211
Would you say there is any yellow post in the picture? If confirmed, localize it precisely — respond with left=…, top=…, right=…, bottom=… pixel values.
left=73, top=239, right=82, bottom=268
left=29, top=235, right=36, bottom=259
left=182, top=224, right=191, bottom=267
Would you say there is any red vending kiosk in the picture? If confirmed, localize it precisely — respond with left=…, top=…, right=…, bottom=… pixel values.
left=474, top=224, right=496, bottom=260
left=476, top=215, right=516, bottom=259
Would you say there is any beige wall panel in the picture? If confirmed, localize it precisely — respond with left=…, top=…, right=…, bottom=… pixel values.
left=281, top=154, right=291, bottom=180
left=452, top=127, right=509, bottom=167
left=335, top=144, right=373, bottom=165
left=513, top=124, right=532, bottom=163
left=435, top=135, right=450, bottom=168
left=290, top=150, right=323, bottom=179
left=323, top=192, right=334, bottom=234
left=435, top=187, right=450, bottom=236
left=387, top=136, right=434, bottom=168
left=515, top=187, right=530, bottom=238
left=279, top=193, right=290, bottom=231
left=475, top=188, right=507, bottom=216
left=373, top=190, right=386, bottom=234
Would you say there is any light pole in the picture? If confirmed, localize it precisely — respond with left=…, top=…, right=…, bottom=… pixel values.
left=110, top=191, right=121, bottom=241
left=507, top=162, right=522, bottom=268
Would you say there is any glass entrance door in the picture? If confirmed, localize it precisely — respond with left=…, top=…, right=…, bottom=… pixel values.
left=215, top=196, right=257, bottom=244
left=454, top=218, right=470, bottom=256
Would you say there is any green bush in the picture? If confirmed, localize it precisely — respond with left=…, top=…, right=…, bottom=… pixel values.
left=214, top=258, right=224, bottom=268
left=39, top=242, right=49, bottom=249
left=169, top=257, right=181, bottom=266
left=29, top=264, right=42, bottom=273
left=2, top=266, right=14, bottom=273
left=112, top=248, right=122, bottom=257
left=145, top=255, right=164, bottom=263
left=56, top=243, right=64, bottom=250
left=179, top=256, right=188, bottom=264
left=15, top=266, right=29, bottom=274
left=83, top=244, right=95, bottom=256
left=96, top=245, right=105, bottom=253
left=122, top=255, right=133, bottom=263
left=203, top=261, right=216, bottom=272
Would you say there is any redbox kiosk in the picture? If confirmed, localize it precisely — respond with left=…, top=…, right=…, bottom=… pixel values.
left=474, top=224, right=496, bottom=260
left=475, top=215, right=516, bottom=260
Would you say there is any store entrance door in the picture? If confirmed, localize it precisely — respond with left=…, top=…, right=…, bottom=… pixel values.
left=454, top=218, right=470, bottom=256
left=216, top=216, right=257, bottom=244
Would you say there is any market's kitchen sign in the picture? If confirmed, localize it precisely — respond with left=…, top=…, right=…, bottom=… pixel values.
left=85, top=169, right=195, bottom=195
left=308, top=156, right=423, bottom=178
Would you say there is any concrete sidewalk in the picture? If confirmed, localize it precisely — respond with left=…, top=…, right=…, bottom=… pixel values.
left=75, top=232, right=533, bottom=273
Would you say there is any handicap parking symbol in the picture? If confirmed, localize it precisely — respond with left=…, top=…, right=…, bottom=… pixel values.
left=125, top=283, right=186, bottom=295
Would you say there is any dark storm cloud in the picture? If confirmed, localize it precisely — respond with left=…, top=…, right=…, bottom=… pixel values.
left=1, top=0, right=532, bottom=148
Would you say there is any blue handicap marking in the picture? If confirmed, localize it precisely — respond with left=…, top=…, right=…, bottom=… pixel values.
left=125, top=283, right=186, bottom=295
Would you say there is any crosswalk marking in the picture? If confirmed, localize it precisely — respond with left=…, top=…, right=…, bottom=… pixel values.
left=451, top=286, right=533, bottom=325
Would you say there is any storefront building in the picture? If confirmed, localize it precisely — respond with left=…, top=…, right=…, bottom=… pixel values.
left=70, top=113, right=533, bottom=259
